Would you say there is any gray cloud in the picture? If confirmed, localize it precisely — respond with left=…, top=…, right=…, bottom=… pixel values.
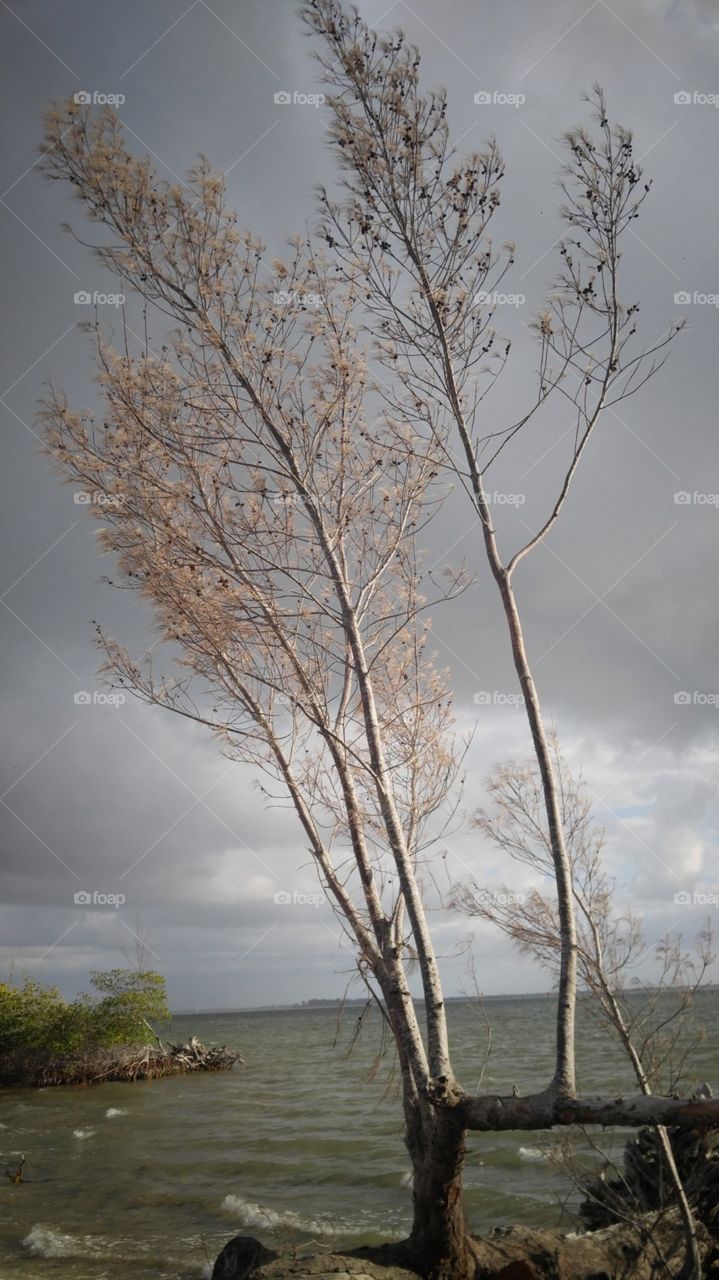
left=1, top=0, right=717, bottom=1006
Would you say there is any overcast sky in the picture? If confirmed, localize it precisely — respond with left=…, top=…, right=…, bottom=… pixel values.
left=1, top=0, right=718, bottom=1012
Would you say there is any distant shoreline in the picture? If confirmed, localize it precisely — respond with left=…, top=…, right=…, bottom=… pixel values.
left=172, top=991, right=557, bottom=1015
left=171, top=984, right=719, bottom=1017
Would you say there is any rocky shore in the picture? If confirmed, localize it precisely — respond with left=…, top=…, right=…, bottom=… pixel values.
left=211, top=1209, right=718, bottom=1280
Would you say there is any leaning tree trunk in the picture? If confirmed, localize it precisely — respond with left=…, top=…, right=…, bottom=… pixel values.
left=405, top=1103, right=475, bottom=1280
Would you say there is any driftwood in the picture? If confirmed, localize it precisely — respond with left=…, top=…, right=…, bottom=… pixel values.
left=4, top=1155, right=25, bottom=1184
left=580, top=1124, right=719, bottom=1237
left=0, top=1036, right=242, bottom=1088
left=165, top=1035, right=243, bottom=1073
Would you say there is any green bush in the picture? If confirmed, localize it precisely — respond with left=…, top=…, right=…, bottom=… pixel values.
left=0, top=969, right=170, bottom=1062
left=87, top=968, right=170, bottom=1048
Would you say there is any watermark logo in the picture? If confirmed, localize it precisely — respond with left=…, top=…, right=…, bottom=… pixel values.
left=475, top=289, right=525, bottom=309
left=73, top=491, right=121, bottom=506
left=474, top=90, right=526, bottom=108
left=674, top=888, right=719, bottom=907
left=73, top=690, right=126, bottom=708
left=271, top=491, right=313, bottom=516
left=73, top=90, right=126, bottom=107
left=674, top=90, right=719, bottom=108
left=483, top=491, right=526, bottom=506
left=674, top=490, right=719, bottom=506
left=273, top=889, right=326, bottom=908
left=273, top=289, right=323, bottom=310
left=473, top=690, right=525, bottom=708
left=74, top=290, right=125, bottom=308
left=271, top=491, right=305, bottom=510
left=674, top=690, right=719, bottom=708
left=73, top=890, right=126, bottom=908
left=673, top=290, right=719, bottom=307
left=274, top=90, right=325, bottom=108
left=474, top=888, right=527, bottom=906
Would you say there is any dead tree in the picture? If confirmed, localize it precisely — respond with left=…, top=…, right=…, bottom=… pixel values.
left=305, top=0, right=681, bottom=1111
left=39, top=28, right=712, bottom=1274
left=453, top=743, right=713, bottom=1278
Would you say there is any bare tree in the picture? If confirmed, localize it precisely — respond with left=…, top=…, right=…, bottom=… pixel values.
left=40, top=98, right=473, bottom=1274
left=304, top=0, right=682, bottom=1105
left=120, top=924, right=167, bottom=1052
left=453, top=743, right=714, bottom=1278
left=39, top=30, right=716, bottom=1279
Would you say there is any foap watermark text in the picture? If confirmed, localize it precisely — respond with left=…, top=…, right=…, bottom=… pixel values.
left=274, top=90, right=325, bottom=108
left=674, top=690, right=719, bottom=708
left=74, top=290, right=125, bottom=308
left=475, top=290, right=525, bottom=308
left=74, top=690, right=126, bottom=708
left=474, top=91, right=525, bottom=108
left=474, top=888, right=527, bottom=907
left=674, top=889, right=719, bottom=908
left=74, top=491, right=122, bottom=506
left=674, top=91, right=719, bottom=108
left=74, top=91, right=126, bottom=107
left=474, top=690, right=525, bottom=708
left=274, top=889, right=325, bottom=907
left=483, top=490, right=526, bottom=506
left=674, top=491, right=719, bottom=507
left=674, top=291, right=719, bottom=308
left=74, top=890, right=126, bottom=908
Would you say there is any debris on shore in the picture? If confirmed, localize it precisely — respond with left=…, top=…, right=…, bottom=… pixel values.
left=1, top=1036, right=242, bottom=1088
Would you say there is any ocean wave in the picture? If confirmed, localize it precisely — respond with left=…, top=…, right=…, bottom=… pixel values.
left=518, top=1146, right=550, bottom=1163
left=221, top=1194, right=337, bottom=1236
left=105, top=1107, right=128, bottom=1117
left=221, top=1193, right=406, bottom=1243
left=73, top=1127, right=96, bottom=1139
left=23, top=1225, right=104, bottom=1258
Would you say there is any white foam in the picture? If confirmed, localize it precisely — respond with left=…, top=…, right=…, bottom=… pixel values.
left=400, top=1169, right=413, bottom=1187
left=518, top=1145, right=550, bottom=1163
left=221, top=1194, right=336, bottom=1237
left=72, top=1127, right=95, bottom=1140
left=23, top=1225, right=103, bottom=1258
left=24, top=1226, right=76, bottom=1258
left=105, top=1107, right=127, bottom=1118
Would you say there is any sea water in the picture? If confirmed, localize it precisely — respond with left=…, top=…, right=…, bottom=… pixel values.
left=1, top=993, right=717, bottom=1279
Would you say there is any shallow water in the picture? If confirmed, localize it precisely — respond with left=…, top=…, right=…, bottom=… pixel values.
left=1, top=993, right=717, bottom=1279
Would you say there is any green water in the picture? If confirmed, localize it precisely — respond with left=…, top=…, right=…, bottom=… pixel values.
left=1, top=993, right=717, bottom=1279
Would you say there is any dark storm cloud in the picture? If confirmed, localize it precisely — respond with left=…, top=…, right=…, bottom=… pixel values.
left=1, top=0, right=717, bottom=1004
